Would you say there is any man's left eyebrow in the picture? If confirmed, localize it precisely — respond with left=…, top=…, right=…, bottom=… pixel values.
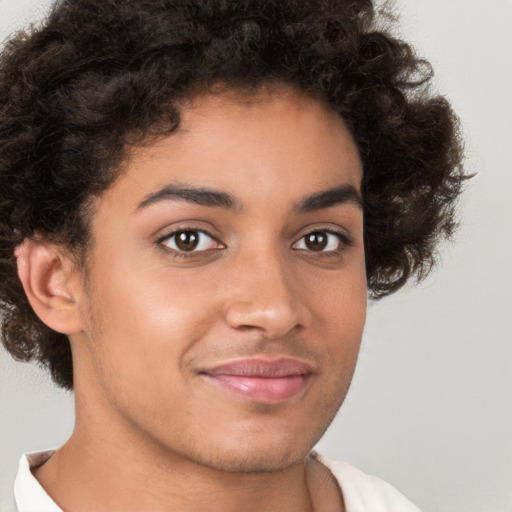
left=294, top=184, right=363, bottom=213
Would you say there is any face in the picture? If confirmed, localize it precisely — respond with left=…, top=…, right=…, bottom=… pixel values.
left=71, top=86, right=367, bottom=473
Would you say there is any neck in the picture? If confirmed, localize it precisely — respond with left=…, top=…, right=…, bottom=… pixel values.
left=35, top=441, right=316, bottom=512
left=33, top=399, right=338, bottom=512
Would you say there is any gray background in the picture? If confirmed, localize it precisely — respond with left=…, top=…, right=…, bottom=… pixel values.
left=1, top=0, right=511, bottom=511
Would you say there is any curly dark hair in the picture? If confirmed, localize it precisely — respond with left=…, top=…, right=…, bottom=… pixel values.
left=0, top=0, right=467, bottom=389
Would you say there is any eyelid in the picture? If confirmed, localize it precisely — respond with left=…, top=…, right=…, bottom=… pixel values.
left=292, top=227, right=354, bottom=252
left=156, top=226, right=225, bottom=254
left=153, top=222, right=354, bottom=260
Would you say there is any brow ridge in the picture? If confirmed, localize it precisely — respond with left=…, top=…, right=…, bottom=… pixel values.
left=294, top=184, right=363, bottom=213
left=137, top=184, right=239, bottom=211
left=136, top=183, right=362, bottom=213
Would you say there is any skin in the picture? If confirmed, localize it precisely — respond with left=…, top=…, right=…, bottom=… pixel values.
left=21, top=85, right=367, bottom=511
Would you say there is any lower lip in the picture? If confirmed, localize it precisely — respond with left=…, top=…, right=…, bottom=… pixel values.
left=204, top=374, right=311, bottom=403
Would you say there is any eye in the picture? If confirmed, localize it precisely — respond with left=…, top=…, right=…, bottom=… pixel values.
left=293, top=230, right=349, bottom=252
left=159, top=229, right=223, bottom=253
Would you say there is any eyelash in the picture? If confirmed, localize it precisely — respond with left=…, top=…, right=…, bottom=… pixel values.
left=156, top=229, right=224, bottom=258
left=156, top=227, right=353, bottom=259
left=293, top=229, right=353, bottom=254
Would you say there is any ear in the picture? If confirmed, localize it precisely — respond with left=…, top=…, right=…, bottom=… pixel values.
left=15, top=238, right=84, bottom=335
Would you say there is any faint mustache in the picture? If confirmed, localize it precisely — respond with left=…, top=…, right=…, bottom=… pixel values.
left=199, top=357, right=316, bottom=377
left=183, top=336, right=324, bottom=374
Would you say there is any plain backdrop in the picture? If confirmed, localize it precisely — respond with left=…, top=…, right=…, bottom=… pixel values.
left=1, top=1, right=511, bottom=511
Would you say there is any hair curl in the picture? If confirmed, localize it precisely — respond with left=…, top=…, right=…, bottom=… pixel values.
left=0, top=0, right=467, bottom=389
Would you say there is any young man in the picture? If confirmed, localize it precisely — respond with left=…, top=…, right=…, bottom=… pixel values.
left=0, top=0, right=466, bottom=510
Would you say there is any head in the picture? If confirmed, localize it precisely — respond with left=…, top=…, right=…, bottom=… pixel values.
left=0, top=0, right=465, bottom=471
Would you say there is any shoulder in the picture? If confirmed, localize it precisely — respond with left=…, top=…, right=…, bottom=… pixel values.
left=313, top=453, right=422, bottom=512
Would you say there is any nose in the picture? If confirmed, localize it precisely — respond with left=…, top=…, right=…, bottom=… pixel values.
left=223, top=248, right=312, bottom=339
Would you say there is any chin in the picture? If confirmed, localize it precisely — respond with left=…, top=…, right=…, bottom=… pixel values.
left=194, top=446, right=306, bottom=474
left=181, top=422, right=325, bottom=475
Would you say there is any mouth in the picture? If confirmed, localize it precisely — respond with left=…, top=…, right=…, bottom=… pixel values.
left=199, top=357, right=314, bottom=403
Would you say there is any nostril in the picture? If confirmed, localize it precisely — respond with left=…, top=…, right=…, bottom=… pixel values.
left=224, top=298, right=309, bottom=339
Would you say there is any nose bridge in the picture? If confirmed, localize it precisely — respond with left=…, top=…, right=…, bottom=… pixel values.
left=224, top=239, right=309, bottom=337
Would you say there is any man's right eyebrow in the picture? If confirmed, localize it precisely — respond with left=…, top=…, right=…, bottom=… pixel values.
left=135, top=184, right=242, bottom=211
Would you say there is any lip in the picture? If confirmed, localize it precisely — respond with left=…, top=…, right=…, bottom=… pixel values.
left=200, top=357, right=314, bottom=403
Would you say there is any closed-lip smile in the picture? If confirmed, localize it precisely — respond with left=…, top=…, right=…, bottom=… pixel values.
left=200, top=357, right=315, bottom=403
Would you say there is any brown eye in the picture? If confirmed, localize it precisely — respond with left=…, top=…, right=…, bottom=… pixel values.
left=293, top=230, right=349, bottom=253
left=160, top=229, right=222, bottom=253
left=175, top=230, right=199, bottom=251
left=304, top=232, right=328, bottom=251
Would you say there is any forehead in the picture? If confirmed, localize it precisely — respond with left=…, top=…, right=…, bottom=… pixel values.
left=172, top=86, right=358, bottom=165
left=99, top=85, right=362, bottom=212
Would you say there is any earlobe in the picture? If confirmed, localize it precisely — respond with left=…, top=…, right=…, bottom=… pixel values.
left=15, top=239, right=83, bottom=335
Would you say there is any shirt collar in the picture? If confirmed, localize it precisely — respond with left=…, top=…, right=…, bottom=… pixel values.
left=14, top=451, right=62, bottom=512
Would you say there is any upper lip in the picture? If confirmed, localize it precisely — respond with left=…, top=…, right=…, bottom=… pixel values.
left=200, top=357, right=315, bottom=378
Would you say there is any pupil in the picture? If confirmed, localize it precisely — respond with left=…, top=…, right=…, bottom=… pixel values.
left=176, top=231, right=199, bottom=251
left=305, top=232, right=327, bottom=251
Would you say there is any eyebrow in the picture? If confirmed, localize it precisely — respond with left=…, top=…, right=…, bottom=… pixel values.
left=137, top=184, right=241, bottom=211
left=136, top=183, right=362, bottom=213
left=294, top=184, right=363, bottom=213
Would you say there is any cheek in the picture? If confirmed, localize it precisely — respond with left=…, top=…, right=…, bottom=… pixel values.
left=83, top=258, right=220, bottom=385
left=305, top=253, right=367, bottom=370
left=307, top=251, right=367, bottom=329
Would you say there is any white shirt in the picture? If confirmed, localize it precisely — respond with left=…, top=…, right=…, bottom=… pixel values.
left=15, top=450, right=421, bottom=512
